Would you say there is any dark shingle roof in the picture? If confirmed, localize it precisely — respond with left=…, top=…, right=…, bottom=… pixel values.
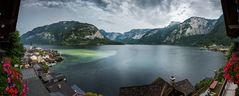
left=71, top=85, right=85, bottom=95
left=119, top=77, right=194, bottom=96
left=26, top=78, right=51, bottom=96
left=21, top=68, right=50, bottom=96
left=46, top=81, right=76, bottom=96
left=50, top=92, right=65, bottom=96
left=175, top=79, right=194, bottom=96
left=120, top=77, right=174, bottom=96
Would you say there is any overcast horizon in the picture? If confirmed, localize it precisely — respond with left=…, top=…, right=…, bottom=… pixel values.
left=16, top=0, right=222, bottom=35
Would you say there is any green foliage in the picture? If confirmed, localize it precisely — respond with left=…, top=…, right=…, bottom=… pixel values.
left=10, top=56, right=21, bottom=65
left=2, top=31, right=24, bottom=65
left=194, top=78, right=212, bottom=91
left=0, top=64, right=7, bottom=95
left=85, top=92, right=103, bottom=96
left=226, top=42, right=238, bottom=60
left=215, top=67, right=225, bottom=82
left=42, top=64, right=49, bottom=73
left=21, top=21, right=121, bottom=45
left=236, top=87, right=239, bottom=96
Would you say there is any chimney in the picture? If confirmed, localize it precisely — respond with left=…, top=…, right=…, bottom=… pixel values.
left=170, top=76, right=176, bottom=87
left=58, top=84, right=62, bottom=89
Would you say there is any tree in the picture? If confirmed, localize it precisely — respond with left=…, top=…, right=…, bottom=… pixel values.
left=2, top=31, right=24, bottom=65
left=85, top=92, right=103, bottom=96
left=42, top=64, right=49, bottom=73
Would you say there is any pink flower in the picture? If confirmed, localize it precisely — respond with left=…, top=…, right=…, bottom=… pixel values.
left=7, top=77, right=11, bottom=83
left=3, top=63, right=11, bottom=67
left=1, top=58, right=28, bottom=96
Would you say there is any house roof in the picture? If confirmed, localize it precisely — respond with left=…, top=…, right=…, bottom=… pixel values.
left=120, top=77, right=175, bottom=96
left=33, top=64, right=42, bottom=71
left=175, top=79, right=194, bottom=96
left=46, top=81, right=76, bottom=96
left=40, top=72, right=66, bottom=83
left=119, top=77, right=194, bottom=96
left=120, top=84, right=174, bottom=96
left=209, top=80, right=218, bottom=89
left=71, top=85, right=85, bottom=95
left=24, top=75, right=50, bottom=96
left=41, top=73, right=54, bottom=82
left=50, top=92, right=65, bottom=96
left=21, top=68, right=37, bottom=80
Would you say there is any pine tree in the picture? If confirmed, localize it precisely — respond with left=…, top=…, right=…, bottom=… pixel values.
left=3, top=31, right=24, bottom=65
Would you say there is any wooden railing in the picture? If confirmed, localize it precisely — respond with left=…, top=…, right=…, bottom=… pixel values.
left=192, top=80, right=213, bottom=96
left=218, top=80, right=227, bottom=96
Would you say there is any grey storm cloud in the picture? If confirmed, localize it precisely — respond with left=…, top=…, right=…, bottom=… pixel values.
left=133, top=0, right=176, bottom=12
left=21, top=0, right=221, bottom=14
left=22, top=0, right=118, bottom=11
left=18, top=0, right=222, bottom=34
left=81, top=0, right=110, bottom=8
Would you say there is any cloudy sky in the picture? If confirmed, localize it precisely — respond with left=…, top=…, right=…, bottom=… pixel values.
left=17, top=0, right=222, bottom=35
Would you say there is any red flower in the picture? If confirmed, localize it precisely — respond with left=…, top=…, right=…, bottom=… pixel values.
left=5, top=87, right=18, bottom=95
left=224, top=52, right=239, bottom=85
left=1, top=58, right=28, bottom=96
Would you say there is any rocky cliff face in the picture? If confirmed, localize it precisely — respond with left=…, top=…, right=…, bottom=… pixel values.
left=100, top=29, right=151, bottom=43
left=101, top=17, right=218, bottom=45
left=164, top=17, right=217, bottom=43
left=21, top=21, right=118, bottom=45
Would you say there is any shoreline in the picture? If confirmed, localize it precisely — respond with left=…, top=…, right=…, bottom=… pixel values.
left=22, top=46, right=85, bottom=95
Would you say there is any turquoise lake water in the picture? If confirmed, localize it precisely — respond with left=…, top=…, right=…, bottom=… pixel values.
left=34, top=45, right=225, bottom=96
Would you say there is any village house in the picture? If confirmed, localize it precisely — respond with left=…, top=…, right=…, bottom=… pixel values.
left=120, top=77, right=194, bottom=96
left=46, top=81, right=84, bottom=96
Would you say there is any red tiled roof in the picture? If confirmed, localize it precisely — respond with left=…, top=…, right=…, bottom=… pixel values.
left=210, top=80, right=218, bottom=89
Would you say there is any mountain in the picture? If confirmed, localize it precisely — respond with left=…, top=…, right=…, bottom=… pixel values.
left=168, top=15, right=231, bottom=46
left=185, top=16, right=230, bottom=46
left=167, top=21, right=181, bottom=27
left=100, top=29, right=151, bottom=43
left=21, top=16, right=230, bottom=46
left=138, top=23, right=180, bottom=44
left=21, top=21, right=121, bottom=45
left=163, top=17, right=217, bottom=43
left=101, top=17, right=219, bottom=45
left=99, top=30, right=123, bottom=41
left=202, top=15, right=232, bottom=46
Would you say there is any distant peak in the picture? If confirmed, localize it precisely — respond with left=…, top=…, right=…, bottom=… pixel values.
left=187, top=16, right=216, bottom=21
left=168, top=21, right=180, bottom=26
left=188, top=16, right=206, bottom=19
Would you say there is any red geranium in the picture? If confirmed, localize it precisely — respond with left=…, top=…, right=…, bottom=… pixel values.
left=0, top=58, right=28, bottom=96
left=224, top=52, right=239, bottom=84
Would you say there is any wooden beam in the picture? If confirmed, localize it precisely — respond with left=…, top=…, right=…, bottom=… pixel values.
left=221, top=0, right=239, bottom=38
left=228, top=25, right=239, bottom=29
left=0, top=0, right=21, bottom=48
left=0, top=0, right=21, bottom=33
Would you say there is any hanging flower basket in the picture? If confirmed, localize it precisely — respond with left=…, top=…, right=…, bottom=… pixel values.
left=0, top=58, right=28, bottom=96
left=224, top=43, right=239, bottom=84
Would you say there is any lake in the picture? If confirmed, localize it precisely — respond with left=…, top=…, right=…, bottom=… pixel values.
left=35, top=45, right=225, bottom=96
